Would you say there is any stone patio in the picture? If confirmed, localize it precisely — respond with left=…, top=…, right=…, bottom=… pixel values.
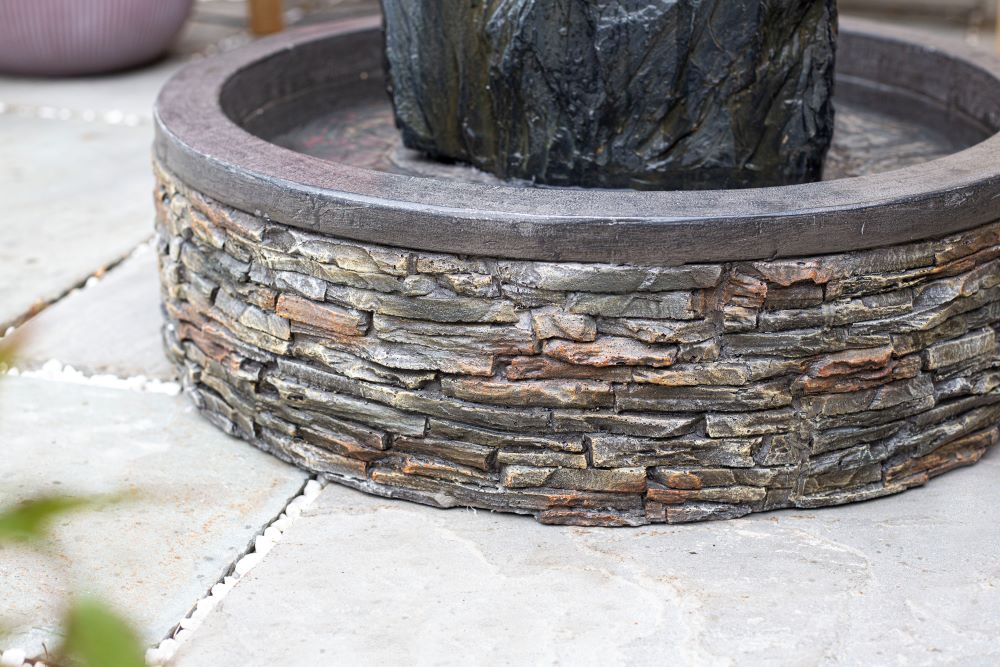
left=1, top=3, right=998, bottom=665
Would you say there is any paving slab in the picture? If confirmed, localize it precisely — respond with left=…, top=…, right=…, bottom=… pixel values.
left=0, top=114, right=156, bottom=331
left=13, top=247, right=174, bottom=380
left=173, top=447, right=1000, bottom=666
left=0, top=376, right=307, bottom=658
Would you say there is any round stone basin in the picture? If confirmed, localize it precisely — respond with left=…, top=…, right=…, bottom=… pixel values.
left=153, top=16, right=1000, bottom=526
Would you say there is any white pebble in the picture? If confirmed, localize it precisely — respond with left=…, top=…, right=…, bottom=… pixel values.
left=234, top=551, right=262, bottom=576
left=0, top=649, right=26, bottom=667
left=303, top=479, right=323, bottom=499
left=179, top=614, right=203, bottom=631
left=195, top=596, right=219, bottom=615
left=145, top=647, right=164, bottom=665
left=254, top=534, right=275, bottom=555
left=42, top=359, right=63, bottom=373
left=271, top=515, right=291, bottom=532
left=210, top=580, right=232, bottom=597
left=175, top=629, right=194, bottom=643
left=157, top=638, right=179, bottom=662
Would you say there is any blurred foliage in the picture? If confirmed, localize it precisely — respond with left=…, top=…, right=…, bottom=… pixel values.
left=0, top=496, right=98, bottom=543
left=0, top=343, right=147, bottom=667
left=60, top=598, right=146, bottom=667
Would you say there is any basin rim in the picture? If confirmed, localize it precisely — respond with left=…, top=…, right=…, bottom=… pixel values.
left=154, top=16, right=1000, bottom=263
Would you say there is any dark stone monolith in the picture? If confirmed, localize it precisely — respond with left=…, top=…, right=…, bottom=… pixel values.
left=381, top=0, right=838, bottom=190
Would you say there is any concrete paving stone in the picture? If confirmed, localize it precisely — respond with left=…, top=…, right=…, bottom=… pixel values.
left=0, top=115, right=156, bottom=331
left=0, top=59, right=178, bottom=121
left=13, top=247, right=174, bottom=380
left=0, top=376, right=308, bottom=658
left=174, top=447, right=1000, bottom=666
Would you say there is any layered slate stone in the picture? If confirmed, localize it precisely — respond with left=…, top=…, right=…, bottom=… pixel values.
left=381, top=0, right=837, bottom=189
left=156, top=163, right=1000, bottom=526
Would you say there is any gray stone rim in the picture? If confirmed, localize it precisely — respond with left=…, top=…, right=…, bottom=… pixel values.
left=154, top=16, right=1000, bottom=263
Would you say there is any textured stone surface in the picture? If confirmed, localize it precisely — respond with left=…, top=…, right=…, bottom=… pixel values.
left=156, top=164, right=1000, bottom=526
left=173, top=457, right=1000, bottom=666
left=14, top=248, right=175, bottom=379
left=0, top=376, right=307, bottom=656
left=0, top=115, right=155, bottom=330
left=381, top=0, right=837, bottom=189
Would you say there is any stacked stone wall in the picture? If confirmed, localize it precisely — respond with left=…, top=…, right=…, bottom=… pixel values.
left=155, top=163, right=1000, bottom=526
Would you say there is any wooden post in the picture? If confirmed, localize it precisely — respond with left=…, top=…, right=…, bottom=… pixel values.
left=996, top=0, right=1000, bottom=52
left=249, top=0, right=283, bottom=35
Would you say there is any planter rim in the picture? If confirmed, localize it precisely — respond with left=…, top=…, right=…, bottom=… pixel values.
left=154, top=16, right=1000, bottom=263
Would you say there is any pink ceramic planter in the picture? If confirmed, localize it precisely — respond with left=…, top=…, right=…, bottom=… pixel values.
left=0, top=0, right=195, bottom=76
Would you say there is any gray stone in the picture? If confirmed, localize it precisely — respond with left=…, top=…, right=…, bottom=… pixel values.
left=291, top=338, right=436, bottom=389
left=292, top=330, right=495, bottom=377
left=0, top=376, right=306, bottom=656
left=501, top=466, right=646, bottom=493
left=265, top=374, right=427, bottom=436
left=616, top=381, right=792, bottom=412
left=0, top=115, right=155, bottom=330
left=530, top=307, right=597, bottom=342
left=500, top=263, right=723, bottom=293
left=327, top=284, right=519, bottom=324
left=596, top=317, right=716, bottom=344
left=427, top=419, right=584, bottom=454
left=567, top=292, right=703, bottom=320
left=705, top=409, right=796, bottom=437
left=924, top=327, right=996, bottom=369
left=552, top=412, right=699, bottom=439
left=373, top=313, right=534, bottom=355
left=589, top=435, right=757, bottom=469
left=13, top=250, right=175, bottom=380
left=172, top=455, right=1000, bottom=665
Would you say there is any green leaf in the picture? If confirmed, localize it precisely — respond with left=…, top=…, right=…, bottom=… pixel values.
left=0, top=495, right=98, bottom=543
left=61, top=597, right=146, bottom=667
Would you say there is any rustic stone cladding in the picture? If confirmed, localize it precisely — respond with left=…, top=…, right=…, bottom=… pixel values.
left=154, top=163, right=1000, bottom=526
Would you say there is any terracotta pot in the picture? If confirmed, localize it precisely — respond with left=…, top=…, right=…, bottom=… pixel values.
left=0, top=0, right=194, bottom=76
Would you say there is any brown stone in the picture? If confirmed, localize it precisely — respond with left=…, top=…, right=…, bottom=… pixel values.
left=633, top=364, right=749, bottom=387
left=495, top=449, right=588, bottom=469
left=544, top=336, right=676, bottom=368
left=441, top=377, right=614, bottom=409
left=276, top=293, right=369, bottom=336
left=395, top=455, right=497, bottom=486
left=886, top=426, right=998, bottom=486
left=536, top=509, right=641, bottom=527
left=501, top=465, right=647, bottom=493
left=393, top=436, right=495, bottom=471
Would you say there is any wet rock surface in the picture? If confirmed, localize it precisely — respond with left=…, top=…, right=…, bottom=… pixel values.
left=381, top=0, right=837, bottom=190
